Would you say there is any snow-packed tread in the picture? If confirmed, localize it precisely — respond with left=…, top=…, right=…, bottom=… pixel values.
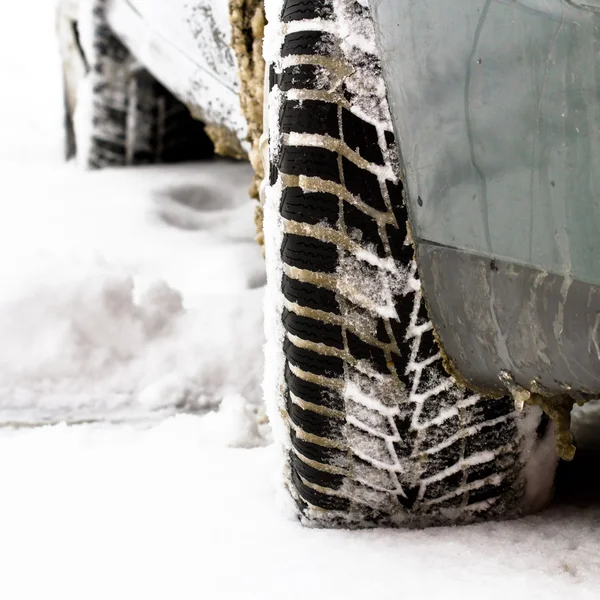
left=280, top=187, right=340, bottom=226
left=281, top=0, right=334, bottom=22
left=281, top=31, right=337, bottom=58
left=282, top=275, right=341, bottom=313
left=266, top=0, right=555, bottom=528
left=285, top=364, right=345, bottom=412
left=66, top=0, right=210, bottom=169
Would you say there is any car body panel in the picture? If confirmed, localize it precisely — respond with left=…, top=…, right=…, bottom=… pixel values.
left=372, top=0, right=600, bottom=397
left=373, top=0, right=600, bottom=286
left=106, top=0, right=248, bottom=147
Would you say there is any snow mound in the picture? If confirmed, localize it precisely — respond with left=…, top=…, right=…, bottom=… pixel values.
left=0, top=255, right=264, bottom=423
left=150, top=395, right=267, bottom=449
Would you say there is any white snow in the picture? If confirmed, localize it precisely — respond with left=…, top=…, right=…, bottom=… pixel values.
left=0, top=1, right=599, bottom=599
left=0, top=422, right=599, bottom=600
left=0, top=155, right=266, bottom=422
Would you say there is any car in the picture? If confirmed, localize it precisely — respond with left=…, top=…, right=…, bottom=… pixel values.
left=58, top=0, right=600, bottom=528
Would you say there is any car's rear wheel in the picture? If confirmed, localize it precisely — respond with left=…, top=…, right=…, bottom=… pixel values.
left=57, top=0, right=211, bottom=169
left=262, top=0, right=559, bottom=527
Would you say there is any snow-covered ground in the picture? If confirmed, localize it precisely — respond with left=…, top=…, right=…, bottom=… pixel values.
left=0, top=158, right=266, bottom=423
left=0, top=1, right=599, bottom=599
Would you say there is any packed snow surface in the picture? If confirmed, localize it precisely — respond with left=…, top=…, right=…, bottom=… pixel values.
left=0, top=1, right=598, bottom=599
left=0, top=159, right=266, bottom=423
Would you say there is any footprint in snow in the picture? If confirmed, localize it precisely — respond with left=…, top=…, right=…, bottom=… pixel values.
left=152, top=184, right=254, bottom=242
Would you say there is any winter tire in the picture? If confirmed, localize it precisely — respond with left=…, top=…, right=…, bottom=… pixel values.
left=58, top=0, right=211, bottom=169
left=263, top=0, right=559, bottom=528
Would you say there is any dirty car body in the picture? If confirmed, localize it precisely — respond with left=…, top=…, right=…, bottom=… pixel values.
left=372, top=0, right=600, bottom=404
left=105, top=0, right=250, bottom=152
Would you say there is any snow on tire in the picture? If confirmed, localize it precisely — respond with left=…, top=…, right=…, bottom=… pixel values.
left=58, top=0, right=211, bottom=169
left=263, top=0, right=559, bottom=527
